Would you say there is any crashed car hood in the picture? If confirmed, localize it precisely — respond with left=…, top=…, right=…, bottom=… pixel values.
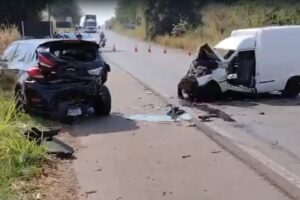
left=197, top=43, right=224, bottom=62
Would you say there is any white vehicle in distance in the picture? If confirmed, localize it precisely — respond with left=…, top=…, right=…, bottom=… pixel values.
left=80, top=15, right=97, bottom=33
left=178, top=26, right=300, bottom=100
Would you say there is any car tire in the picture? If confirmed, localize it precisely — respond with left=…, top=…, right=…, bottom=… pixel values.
left=282, top=79, right=300, bottom=98
left=94, top=85, right=111, bottom=116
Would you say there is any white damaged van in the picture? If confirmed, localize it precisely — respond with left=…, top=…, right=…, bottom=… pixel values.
left=178, top=26, right=300, bottom=100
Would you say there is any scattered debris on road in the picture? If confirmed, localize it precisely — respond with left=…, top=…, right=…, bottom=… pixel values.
left=182, top=155, right=192, bottom=159
left=259, top=112, right=265, bottom=115
left=144, top=88, right=153, bottom=95
left=195, top=104, right=235, bottom=122
left=211, top=150, right=221, bottom=154
left=85, top=190, right=97, bottom=198
left=180, top=100, right=235, bottom=122
left=199, top=114, right=219, bottom=122
left=167, top=106, right=186, bottom=119
left=272, top=140, right=279, bottom=146
left=182, top=122, right=196, bottom=127
left=127, top=106, right=192, bottom=123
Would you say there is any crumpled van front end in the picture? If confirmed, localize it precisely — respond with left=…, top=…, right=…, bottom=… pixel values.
left=178, top=34, right=257, bottom=101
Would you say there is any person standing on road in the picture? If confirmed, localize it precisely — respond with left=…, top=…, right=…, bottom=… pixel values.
left=99, top=32, right=106, bottom=47
left=99, top=32, right=105, bottom=42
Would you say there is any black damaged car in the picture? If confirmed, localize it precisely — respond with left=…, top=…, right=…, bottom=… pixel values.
left=0, top=39, right=111, bottom=122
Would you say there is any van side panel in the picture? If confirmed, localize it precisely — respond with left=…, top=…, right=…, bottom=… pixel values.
left=255, top=27, right=300, bottom=93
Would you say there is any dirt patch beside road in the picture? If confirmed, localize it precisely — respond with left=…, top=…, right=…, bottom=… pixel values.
left=20, top=131, right=80, bottom=200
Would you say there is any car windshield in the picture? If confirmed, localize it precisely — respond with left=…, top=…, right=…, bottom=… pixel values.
left=214, top=48, right=235, bottom=60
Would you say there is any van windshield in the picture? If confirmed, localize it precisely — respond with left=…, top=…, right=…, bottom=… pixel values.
left=86, top=22, right=96, bottom=26
left=214, top=48, right=235, bottom=60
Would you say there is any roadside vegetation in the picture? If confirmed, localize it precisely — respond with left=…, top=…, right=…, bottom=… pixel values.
left=0, top=27, right=47, bottom=199
left=0, top=25, right=20, bottom=54
left=0, top=82, right=48, bottom=199
left=0, top=0, right=82, bottom=198
left=112, top=0, right=300, bottom=51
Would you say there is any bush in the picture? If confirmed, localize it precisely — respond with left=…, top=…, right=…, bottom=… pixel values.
left=0, top=25, right=20, bottom=54
left=155, top=1, right=300, bottom=50
left=171, top=18, right=189, bottom=37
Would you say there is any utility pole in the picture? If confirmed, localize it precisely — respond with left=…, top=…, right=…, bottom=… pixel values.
left=47, top=4, right=51, bottom=21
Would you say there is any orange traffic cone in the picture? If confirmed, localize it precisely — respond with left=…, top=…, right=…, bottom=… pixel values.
left=113, top=44, right=116, bottom=52
left=163, top=46, right=167, bottom=54
left=148, top=45, right=152, bottom=53
left=134, top=44, right=138, bottom=52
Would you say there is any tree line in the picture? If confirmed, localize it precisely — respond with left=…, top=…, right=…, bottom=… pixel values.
left=0, top=0, right=80, bottom=25
left=115, top=0, right=300, bottom=39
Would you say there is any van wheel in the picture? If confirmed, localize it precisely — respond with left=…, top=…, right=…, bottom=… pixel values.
left=197, top=81, right=222, bottom=102
left=282, top=79, right=300, bottom=98
left=94, top=85, right=111, bottom=116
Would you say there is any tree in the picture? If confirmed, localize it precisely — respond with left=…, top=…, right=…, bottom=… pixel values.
left=144, top=0, right=199, bottom=39
left=49, top=0, right=81, bottom=24
left=115, top=0, right=140, bottom=24
left=0, top=0, right=55, bottom=24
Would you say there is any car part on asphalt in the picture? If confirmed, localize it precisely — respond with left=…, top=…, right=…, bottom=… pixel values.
left=166, top=106, right=186, bottom=120
left=198, top=114, right=219, bottom=122
left=24, top=127, right=74, bottom=156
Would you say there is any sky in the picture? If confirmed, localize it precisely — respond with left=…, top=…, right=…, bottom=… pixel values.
left=77, top=0, right=117, bottom=25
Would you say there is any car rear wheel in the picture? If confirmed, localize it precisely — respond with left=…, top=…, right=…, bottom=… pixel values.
left=282, top=79, right=300, bottom=98
left=94, top=85, right=111, bottom=116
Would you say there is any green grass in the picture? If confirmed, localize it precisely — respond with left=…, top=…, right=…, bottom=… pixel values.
left=0, top=76, right=47, bottom=199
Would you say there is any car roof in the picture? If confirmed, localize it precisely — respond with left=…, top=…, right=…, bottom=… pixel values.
left=12, top=39, right=60, bottom=50
left=12, top=38, right=98, bottom=50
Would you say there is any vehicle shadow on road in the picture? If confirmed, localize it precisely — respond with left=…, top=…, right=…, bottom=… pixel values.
left=71, top=112, right=139, bottom=136
left=215, top=92, right=300, bottom=107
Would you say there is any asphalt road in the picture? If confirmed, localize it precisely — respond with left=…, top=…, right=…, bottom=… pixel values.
left=73, top=60, right=290, bottom=200
left=96, top=31, right=300, bottom=182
